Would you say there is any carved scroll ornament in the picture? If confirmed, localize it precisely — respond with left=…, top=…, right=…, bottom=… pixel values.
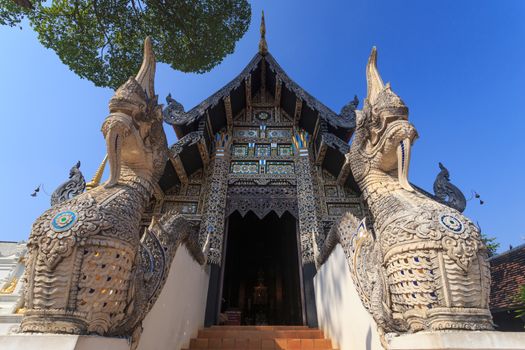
left=433, top=162, right=467, bottom=212
left=50, top=161, right=86, bottom=206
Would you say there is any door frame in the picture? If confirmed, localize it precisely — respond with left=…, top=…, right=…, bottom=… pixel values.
left=205, top=211, right=308, bottom=326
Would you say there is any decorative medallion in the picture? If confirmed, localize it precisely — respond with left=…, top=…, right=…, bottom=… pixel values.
left=232, top=144, right=249, bottom=157
left=278, top=144, right=293, bottom=156
left=231, top=161, right=259, bottom=174
left=255, top=144, right=271, bottom=157
left=233, top=129, right=258, bottom=138
left=50, top=210, right=78, bottom=233
left=267, top=129, right=291, bottom=139
left=439, top=213, right=464, bottom=233
left=256, top=111, right=270, bottom=121
left=267, top=162, right=294, bottom=175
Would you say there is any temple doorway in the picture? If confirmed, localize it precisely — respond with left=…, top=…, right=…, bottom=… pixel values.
left=220, top=211, right=303, bottom=325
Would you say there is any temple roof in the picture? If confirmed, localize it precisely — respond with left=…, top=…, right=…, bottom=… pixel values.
left=158, top=13, right=358, bottom=192
left=489, top=243, right=525, bottom=311
left=163, top=51, right=355, bottom=141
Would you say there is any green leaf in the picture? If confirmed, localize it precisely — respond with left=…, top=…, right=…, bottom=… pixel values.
left=1, top=0, right=251, bottom=88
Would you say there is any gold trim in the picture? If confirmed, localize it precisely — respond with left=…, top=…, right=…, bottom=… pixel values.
left=259, top=11, right=268, bottom=55
left=86, top=154, right=108, bottom=190
left=0, top=277, right=18, bottom=294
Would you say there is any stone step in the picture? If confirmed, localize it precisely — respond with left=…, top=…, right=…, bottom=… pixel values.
left=186, top=337, right=334, bottom=349
left=209, top=326, right=309, bottom=331
left=198, top=329, right=324, bottom=339
left=184, top=326, right=337, bottom=350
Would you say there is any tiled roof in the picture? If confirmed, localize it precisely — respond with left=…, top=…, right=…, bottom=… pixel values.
left=489, top=243, right=525, bottom=311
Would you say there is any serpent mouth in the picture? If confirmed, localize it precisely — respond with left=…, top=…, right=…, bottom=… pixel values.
left=102, top=113, right=133, bottom=187
left=397, top=138, right=413, bottom=191
left=380, top=119, right=417, bottom=191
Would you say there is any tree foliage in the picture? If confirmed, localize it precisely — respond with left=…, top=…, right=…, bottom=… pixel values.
left=480, top=232, right=499, bottom=257
left=516, top=284, right=525, bottom=325
left=1, top=0, right=251, bottom=89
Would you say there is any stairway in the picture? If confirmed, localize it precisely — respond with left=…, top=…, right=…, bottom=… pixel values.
left=183, top=325, right=337, bottom=350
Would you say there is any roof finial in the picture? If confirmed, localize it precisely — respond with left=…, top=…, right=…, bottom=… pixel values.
left=259, top=10, right=268, bottom=55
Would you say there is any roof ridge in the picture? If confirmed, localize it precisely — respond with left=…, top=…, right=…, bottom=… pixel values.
left=489, top=242, right=525, bottom=261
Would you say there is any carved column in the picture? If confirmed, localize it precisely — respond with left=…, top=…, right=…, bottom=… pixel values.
left=294, top=130, right=321, bottom=326
left=199, top=132, right=230, bottom=265
left=294, top=131, right=321, bottom=264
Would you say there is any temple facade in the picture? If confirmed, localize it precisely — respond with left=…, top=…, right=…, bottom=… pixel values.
left=155, top=17, right=361, bottom=328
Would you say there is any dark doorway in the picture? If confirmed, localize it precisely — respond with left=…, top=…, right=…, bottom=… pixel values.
left=221, top=211, right=303, bottom=325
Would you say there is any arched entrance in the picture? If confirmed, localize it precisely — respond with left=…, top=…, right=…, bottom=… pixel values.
left=220, top=211, right=303, bottom=325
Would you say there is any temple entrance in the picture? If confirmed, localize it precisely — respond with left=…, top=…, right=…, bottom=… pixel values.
left=220, top=211, right=303, bottom=325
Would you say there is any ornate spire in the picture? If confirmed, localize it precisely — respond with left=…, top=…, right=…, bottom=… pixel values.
left=366, top=47, right=385, bottom=106
left=259, top=11, right=268, bottom=55
left=135, top=36, right=156, bottom=99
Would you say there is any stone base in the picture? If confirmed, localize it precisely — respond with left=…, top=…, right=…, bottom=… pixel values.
left=0, top=334, right=130, bottom=350
left=387, top=331, right=525, bottom=350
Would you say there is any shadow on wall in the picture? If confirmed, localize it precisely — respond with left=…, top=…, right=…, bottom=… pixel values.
left=136, top=246, right=210, bottom=350
left=314, top=244, right=382, bottom=350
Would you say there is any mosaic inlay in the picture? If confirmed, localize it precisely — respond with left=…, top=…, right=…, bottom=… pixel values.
left=267, top=129, right=291, bottom=139
left=324, top=186, right=338, bottom=197
left=278, top=144, right=293, bottom=156
left=256, top=111, right=271, bottom=121
left=439, top=214, right=465, bottom=233
left=267, top=161, right=294, bottom=175
left=234, top=129, right=258, bottom=138
left=255, top=144, right=271, bottom=157
left=231, top=161, right=259, bottom=174
left=232, top=144, right=248, bottom=157
left=162, top=201, right=198, bottom=214
left=50, top=210, right=78, bottom=233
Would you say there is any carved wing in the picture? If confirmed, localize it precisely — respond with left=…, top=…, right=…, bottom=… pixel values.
left=340, top=217, right=378, bottom=311
left=341, top=216, right=408, bottom=333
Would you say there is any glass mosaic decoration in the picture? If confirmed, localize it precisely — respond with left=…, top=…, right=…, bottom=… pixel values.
left=50, top=210, right=77, bottom=233
left=231, top=161, right=259, bottom=174
left=233, top=129, right=258, bottom=138
left=267, top=161, right=294, bottom=175
left=256, top=111, right=271, bottom=121
left=232, top=144, right=248, bottom=157
left=255, top=144, right=271, bottom=157
left=267, top=129, right=291, bottom=139
left=278, top=144, right=293, bottom=156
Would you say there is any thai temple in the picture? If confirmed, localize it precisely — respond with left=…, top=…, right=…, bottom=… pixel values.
left=1, top=14, right=524, bottom=350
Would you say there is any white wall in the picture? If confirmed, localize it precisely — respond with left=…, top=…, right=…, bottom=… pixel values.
left=137, top=245, right=210, bottom=350
left=314, top=244, right=382, bottom=350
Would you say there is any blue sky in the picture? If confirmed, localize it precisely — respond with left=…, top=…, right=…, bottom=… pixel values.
left=0, top=1, right=524, bottom=253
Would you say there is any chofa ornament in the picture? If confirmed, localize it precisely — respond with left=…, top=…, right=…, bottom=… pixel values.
left=20, top=37, right=203, bottom=340
left=318, top=48, right=492, bottom=337
left=50, top=161, right=86, bottom=206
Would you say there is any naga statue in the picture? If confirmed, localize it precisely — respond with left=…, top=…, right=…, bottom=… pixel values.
left=20, top=37, right=203, bottom=339
left=319, top=48, right=492, bottom=336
